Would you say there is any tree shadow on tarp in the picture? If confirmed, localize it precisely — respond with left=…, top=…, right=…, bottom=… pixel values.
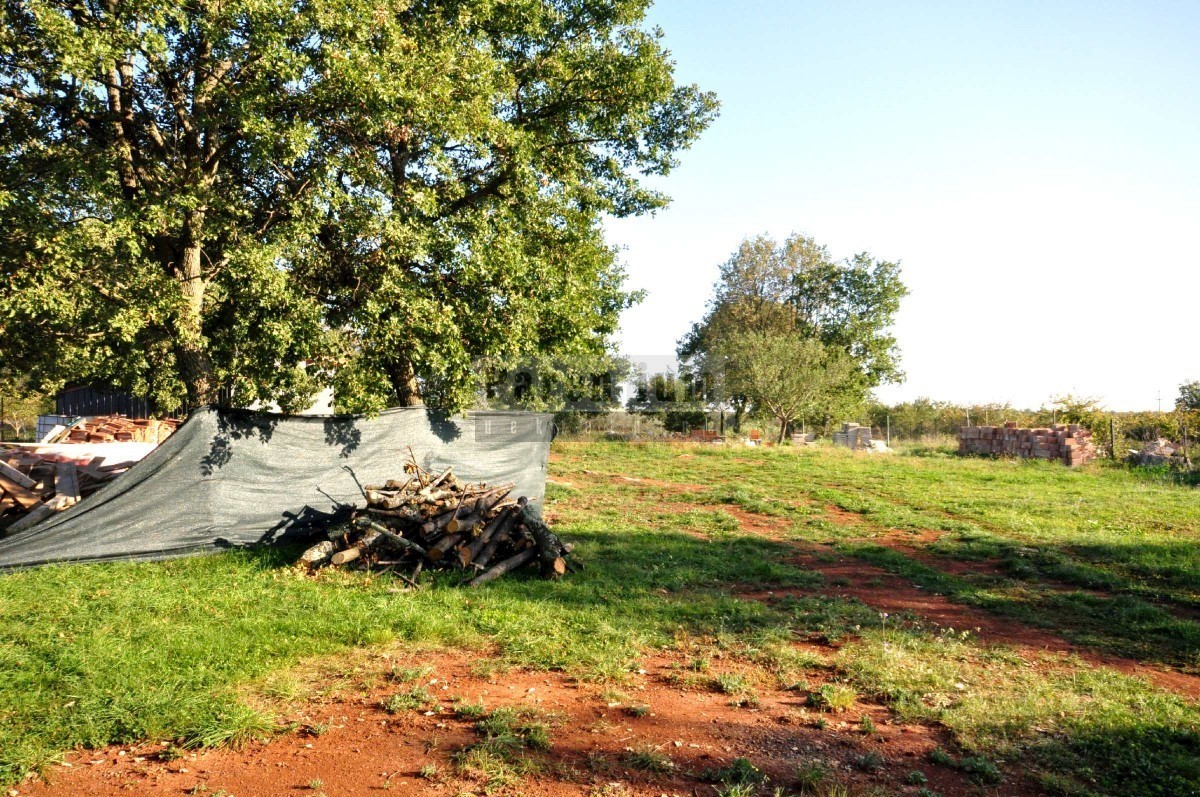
left=211, top=503, right=353, bottom=554
left=322, top=417, right=362, bottom=458
left=425, top=409, right=462, bottom=444
left=201, top=409, right=280, bottom=476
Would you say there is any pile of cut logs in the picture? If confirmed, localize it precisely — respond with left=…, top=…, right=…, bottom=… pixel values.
left=0, top=450, right=132, bottom=533
left=298, top=456, right=574, bottom=588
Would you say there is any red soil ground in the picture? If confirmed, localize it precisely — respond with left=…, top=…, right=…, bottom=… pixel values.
left=16, top=463, right=1197, bottom=796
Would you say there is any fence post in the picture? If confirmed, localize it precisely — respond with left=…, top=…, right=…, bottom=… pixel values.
left=886, top=414, right=891, bottom=447
left=1110, top=416, right=1117, bottom=460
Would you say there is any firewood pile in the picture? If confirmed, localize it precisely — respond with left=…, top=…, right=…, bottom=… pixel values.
left=46, top=415, right=181, bottom=445
left=0, top=449, right=133, bottom=533
left=298, top=455, right=575, bottom=588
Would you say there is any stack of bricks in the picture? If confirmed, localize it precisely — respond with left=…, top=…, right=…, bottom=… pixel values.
left=833, top=423, right=873, bottom=450
left=958, top=422, right=1097, bottom=467
left=62, top=415, right=182, bottom=445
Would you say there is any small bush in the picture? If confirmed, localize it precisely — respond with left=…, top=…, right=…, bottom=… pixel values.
left=453, top=700, right=487, bottom=720
left=795, top=759, right=828, bottom=790
left=807, top=683, right=856, bottom=712
left=383, top=686, right=439, bottom=714
left=927, top=747, right=956, bottom=767
left=623, top=745, right=673, bottom=773
left=852, top=750, right=885, bottom=772
left=708, top=757, right=766, bottom=787
left=961, top=755, right=1002, bottom=784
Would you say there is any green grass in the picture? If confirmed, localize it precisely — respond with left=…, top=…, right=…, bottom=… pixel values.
left=0, top=440, right=1197, bottom=796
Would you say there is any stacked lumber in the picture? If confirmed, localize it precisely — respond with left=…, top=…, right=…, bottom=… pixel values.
left=0, top=448, right=133, bottom=532
left=298, top=455, right=574, bottom=587
left=958, top=422, right=1098, bottom=467
left=54, top=415, right=181, bottom=445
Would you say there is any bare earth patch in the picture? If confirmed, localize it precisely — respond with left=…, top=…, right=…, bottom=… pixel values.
left=23, top=649, right=992, bottom=797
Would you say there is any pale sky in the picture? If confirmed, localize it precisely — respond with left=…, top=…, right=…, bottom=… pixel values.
left=606, top=1, right=1200, bottom=411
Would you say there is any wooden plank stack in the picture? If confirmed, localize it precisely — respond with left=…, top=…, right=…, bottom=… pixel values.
left=0, top=448, right=134, bottom=532
left=298, top=454, right=574, bottom=588
left=958, top=422, right=1098, bottom=467
left=55, top=415, right=181, bottom=445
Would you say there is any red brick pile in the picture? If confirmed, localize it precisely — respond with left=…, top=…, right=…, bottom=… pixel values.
left=62, top=415, right=181, bottom=445
left=958, top=422, right=1098, bottom=467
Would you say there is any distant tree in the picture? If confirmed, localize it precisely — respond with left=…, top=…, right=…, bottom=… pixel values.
left=1178, top=382, right=1200, bottom=413
left=680, top=233, right=908, bottom=385
left=0, top=0, right=716, bottom=413
left=1177, top=381, right=1200, bottom=445
left=0, top=371, right=53, bottom=440
left=626, top=369, right=709, bottom=433
left=719, top=331, right=862, bottom=444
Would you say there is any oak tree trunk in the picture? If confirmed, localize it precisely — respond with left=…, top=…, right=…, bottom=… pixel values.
left=175, top=239, right=218, bottom=409
left=388, top=357, right=423, bottom=407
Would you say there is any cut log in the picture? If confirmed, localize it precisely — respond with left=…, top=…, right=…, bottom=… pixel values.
left=473, top=530, right=511, bottom=570
left=468, top=547, right=537, bottom=587
left=425, top=467, right=454, bottom=491
left=427, top=532, right=464, bottom=562
left=517, top=499, right=570, bottom=578
left=355, top=519, right=428, bottom=558
left=299, top=540, right=337, bottom=568
left=330, top=546, right=364, bottom=566
left=462, top=511, right=515, bottom=566
left=365, top=506, right=425, bottom=524
left=330, top=529, right=383, bottom=565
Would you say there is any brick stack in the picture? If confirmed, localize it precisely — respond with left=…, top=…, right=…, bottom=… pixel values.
left=62, top=415, right=182, bottom=445
left=834, top=423, right=873, bottom=450
left=958, top=422, right=1097, bottom=467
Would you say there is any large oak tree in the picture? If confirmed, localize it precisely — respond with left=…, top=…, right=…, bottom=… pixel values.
left=0, top=0, right=716, bottom=412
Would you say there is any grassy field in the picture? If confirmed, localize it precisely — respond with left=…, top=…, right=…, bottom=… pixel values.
left=1, top=442, right=1198, bottom=796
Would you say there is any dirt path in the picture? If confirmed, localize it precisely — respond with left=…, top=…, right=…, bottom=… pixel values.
left=22, top=650, right=987, bottom=797
left=716, top=504, right=1200, bottom=700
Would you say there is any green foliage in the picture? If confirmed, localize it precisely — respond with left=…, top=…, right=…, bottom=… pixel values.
left=718, top=330, right=863, bottom=443
left=960, top=755, right=1002, bottom=785
left=679, top=232, right=908, bottom=397
left=623, top=744, right=673, bottom=772
left=808, top=683, right=857, bottom=713
left=794, top=759, right=829, bottom=790
left=475, top=706, right=551, bottom=753
left=383, top=685, right=439, bottom=714
left=0, top=372, right=53, bottom=440
left=705, top=756, right=766, bottom=790
left=625, top=368, right=710, bottom=432
left=0, top=0, right=716, bottom=411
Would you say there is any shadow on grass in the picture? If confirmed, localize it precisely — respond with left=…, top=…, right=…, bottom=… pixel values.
left=839, top=542, right=1200, bottom=671
left=1026, top=722, right=1200, bottom=797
